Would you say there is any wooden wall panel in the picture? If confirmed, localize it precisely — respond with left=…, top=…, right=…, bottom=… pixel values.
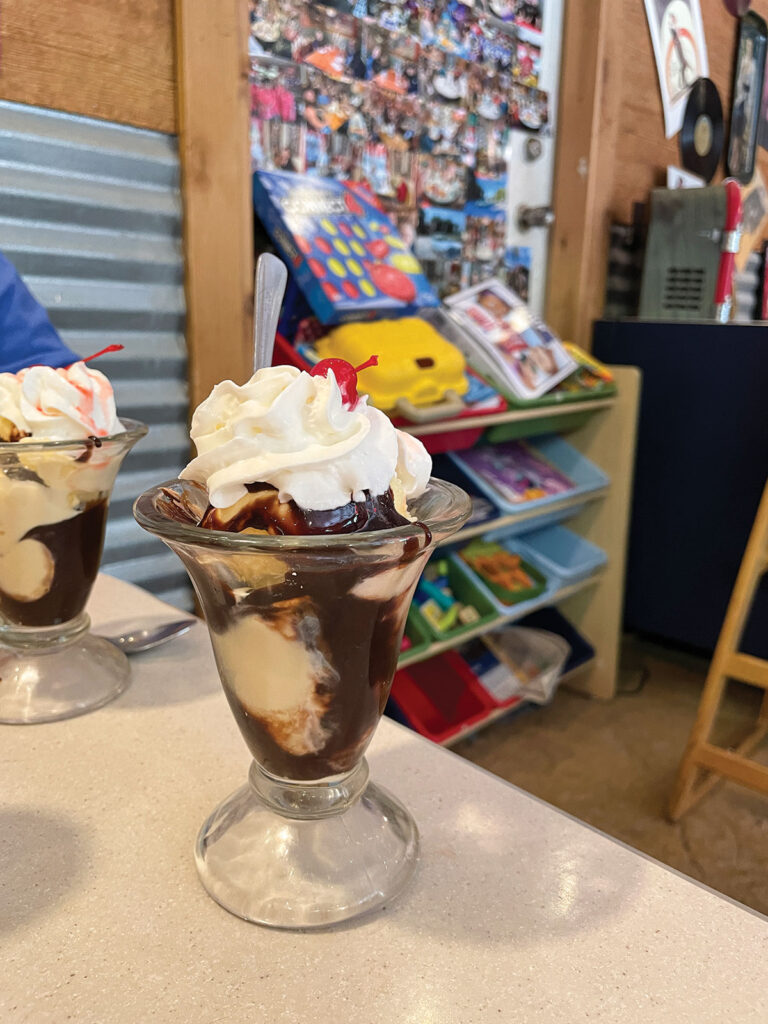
left=547, top=0, right=620, bottom=346
left=0, top=0, right=176, bottom=133
left=548, top=0, right=768, bottom=348
left=608, top=0, right=765, bottom=222
left=175, top=0, right=254, bottom=411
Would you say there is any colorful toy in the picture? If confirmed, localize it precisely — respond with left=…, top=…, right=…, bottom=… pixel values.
left=317, top=317, right=468, bottom=412
left=415, top=560, right=487, bottom=636
left=253, top=171, right=439, bottom=324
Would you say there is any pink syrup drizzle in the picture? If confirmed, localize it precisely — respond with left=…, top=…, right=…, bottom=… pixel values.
left=66, top=344, right=124, bottom=435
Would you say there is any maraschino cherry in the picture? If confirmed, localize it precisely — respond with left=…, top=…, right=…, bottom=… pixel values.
left=310, top=355, right=378, bottom=406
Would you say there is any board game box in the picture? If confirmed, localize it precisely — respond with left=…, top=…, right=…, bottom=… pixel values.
left=253, top=170, right=439, bottom=324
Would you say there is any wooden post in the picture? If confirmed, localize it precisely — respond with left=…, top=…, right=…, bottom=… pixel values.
left=558, top=366, right=641, bottom=699
left=175, top=0, right=254, bottom=414
left=545, top=0, right=622, bottom=349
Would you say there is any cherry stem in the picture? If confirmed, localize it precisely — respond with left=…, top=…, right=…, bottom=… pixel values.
left=354, top=355, right=379, bottom=373
left=79, top=344, right=125, bottom=364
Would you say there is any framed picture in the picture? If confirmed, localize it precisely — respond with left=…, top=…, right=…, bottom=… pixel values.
left=727, top=11, right=768, bottom=183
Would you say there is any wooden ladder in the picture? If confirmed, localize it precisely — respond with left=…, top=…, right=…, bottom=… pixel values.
left=669, top=478, right=768, bottom=820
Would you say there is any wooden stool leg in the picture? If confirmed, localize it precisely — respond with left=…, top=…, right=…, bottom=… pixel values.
left=759, top=690, right=768, bottom=728
left=669, top=480, right=768, bottom=821
left=668, top=669, right=728, bottom=820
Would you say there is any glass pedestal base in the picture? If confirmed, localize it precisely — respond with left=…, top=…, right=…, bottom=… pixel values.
left=195, top=758, right=419, bottom=929
left=0, top=626, right=130, bottom=724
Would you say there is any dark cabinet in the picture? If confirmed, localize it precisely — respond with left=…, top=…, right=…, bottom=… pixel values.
left=593, top=319, right=768, bottom=657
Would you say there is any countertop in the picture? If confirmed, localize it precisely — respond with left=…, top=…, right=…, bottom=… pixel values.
left=3, top=575, right=768, bottom=1024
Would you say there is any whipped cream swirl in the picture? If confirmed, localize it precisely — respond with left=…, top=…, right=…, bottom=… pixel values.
left=0, top=362, right=121, bottom=441
left=181, top=365, right=432, bottom=512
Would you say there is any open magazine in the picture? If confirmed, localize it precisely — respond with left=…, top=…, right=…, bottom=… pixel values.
left=444, top=278, right=577, bottom=401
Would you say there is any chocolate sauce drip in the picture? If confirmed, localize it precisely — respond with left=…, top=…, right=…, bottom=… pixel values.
left=201, top=485, right=410, bottom=535
left=76, top=436, right=104, bottom=463
left=157, top=485, right=205, bottom=525
left=0, top=498, right=109, bottom=627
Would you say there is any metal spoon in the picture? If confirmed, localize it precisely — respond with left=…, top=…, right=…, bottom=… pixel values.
left=98, top=618, right=197, bottom=654
left=253, top=252, right=288, bottom=373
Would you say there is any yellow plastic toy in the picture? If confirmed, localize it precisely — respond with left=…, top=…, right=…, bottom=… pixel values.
left=317, top=317, right=468, bottom=416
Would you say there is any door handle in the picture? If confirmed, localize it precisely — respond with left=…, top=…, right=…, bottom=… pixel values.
left=517, top=205, right=555, bottom=230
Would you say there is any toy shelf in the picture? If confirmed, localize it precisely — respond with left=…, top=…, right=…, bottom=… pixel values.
left=402, top=365, right=641, bottom=706
left=401, top=395, right=616, bottom=438
left=398, top=571, right=604, bottom=670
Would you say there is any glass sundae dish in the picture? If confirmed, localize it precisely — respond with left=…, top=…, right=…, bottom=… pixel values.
left=0, top=355, right=147, bottom=723
left=135, top=358, right=470, bottom=928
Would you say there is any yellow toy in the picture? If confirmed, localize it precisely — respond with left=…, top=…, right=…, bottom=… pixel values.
left=317, top=317, right=468, bottom=414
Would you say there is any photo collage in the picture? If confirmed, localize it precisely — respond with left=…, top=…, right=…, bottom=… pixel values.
left=249, top=0, right=547, bottom=297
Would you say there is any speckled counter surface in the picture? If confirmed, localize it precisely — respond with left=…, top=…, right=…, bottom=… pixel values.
left=3, top=576, right=768, bottom=1024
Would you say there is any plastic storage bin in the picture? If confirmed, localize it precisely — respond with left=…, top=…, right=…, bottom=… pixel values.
left=431, top=453, right=500, bottom=528
left=389, top=650, right=496, bottom=744
left=448, top=435, right=609, bottom=516
left=485, top=410, right=592, bottom=443
left=482, top=626, right=570, bottom=704
left=517, top=607, right=595, bottom=676
left=515, top=525, right=607, bottom=584
left=415, top=557, right=498, bottom=642
left=461, top=638, right=528, bottom=710
left=483, top=502, right=587, bottom=540
left=400, top=606, right=432, bottom=661
left=458, top=540, right=546, bottom=607
left=449, top=550, right=552, bottom=620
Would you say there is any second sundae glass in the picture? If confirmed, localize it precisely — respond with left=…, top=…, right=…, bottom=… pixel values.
left=0, top=419, right=148, bottom=723
left=135, top=476, right=469, bottom=928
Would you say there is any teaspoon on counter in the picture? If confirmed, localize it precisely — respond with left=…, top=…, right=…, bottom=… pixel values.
left=98, top=617, right=198, bottom=654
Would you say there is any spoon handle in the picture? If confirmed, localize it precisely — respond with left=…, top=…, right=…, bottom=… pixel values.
left=253, top=253, right=288, bottom=374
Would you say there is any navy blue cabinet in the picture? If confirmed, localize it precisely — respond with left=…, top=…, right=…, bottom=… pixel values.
left=593, top=319, right=768, bottom=657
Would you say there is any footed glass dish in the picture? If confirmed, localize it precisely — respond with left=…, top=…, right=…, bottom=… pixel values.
left=0, top=419, right=147, bottom=723
left=134, top=477, right=470, bottom=928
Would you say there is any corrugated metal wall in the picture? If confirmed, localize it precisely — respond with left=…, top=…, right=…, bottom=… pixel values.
left=0, top=100, right=193, bottom=610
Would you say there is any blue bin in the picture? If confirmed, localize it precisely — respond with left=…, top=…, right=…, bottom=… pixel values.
left=515, top=525, right=607, bottom=584
left=484, top=502, right=587, bottom=541
left=447, top=435, right=609, bottom=517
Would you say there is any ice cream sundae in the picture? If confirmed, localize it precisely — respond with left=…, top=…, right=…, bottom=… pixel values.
left=134, top=354, right=470, bottom=927
left=155, top=359, right=437, bottom=779
left=0, top=355, right=133, bottom=627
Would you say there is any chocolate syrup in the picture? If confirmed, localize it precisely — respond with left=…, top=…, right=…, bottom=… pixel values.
left=0, top=498, right=109, bottom=627
left=212, top=539, right=427, bottom=780
left=200, top=484, right=410, bottom=535
left=76, top=436, right=104, bottom=464
left=168, top=480, right=430, bottom=780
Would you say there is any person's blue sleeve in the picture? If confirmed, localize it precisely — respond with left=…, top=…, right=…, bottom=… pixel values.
left=0, top=253, right=80, bottom=373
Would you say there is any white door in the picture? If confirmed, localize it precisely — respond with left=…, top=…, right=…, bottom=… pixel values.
left=504, top=0, right=564, bottom=318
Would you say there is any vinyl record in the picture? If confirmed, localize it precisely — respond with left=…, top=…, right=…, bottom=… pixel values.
left=680, top=78, right=724, bottom=184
